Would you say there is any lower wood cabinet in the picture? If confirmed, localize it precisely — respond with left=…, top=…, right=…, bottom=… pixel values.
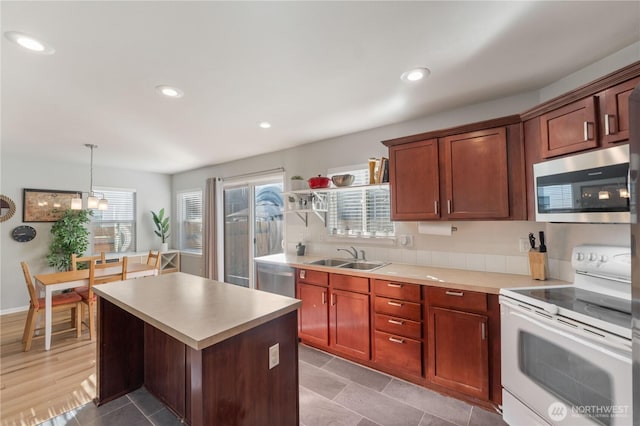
left=427, top=307, right=489, bottom=400
left=297, top=281, right=329, bottom=347
left=372, top=279, right=423, bottom=379
left=296, top=270, right=501, bottom=407
left=330, top=289, right=370, bottom=360
left=297, top=270, right=370, bottom=361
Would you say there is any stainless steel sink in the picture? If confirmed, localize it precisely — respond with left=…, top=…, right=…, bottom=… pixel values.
left=307, top=258, right=388, bottom=271
left=339, top=262, right=387, bottom=271
left=307, top=258, right=350, bottom=267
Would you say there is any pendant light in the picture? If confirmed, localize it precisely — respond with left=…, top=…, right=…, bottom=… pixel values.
left=71, top=144, right=108, bottom=210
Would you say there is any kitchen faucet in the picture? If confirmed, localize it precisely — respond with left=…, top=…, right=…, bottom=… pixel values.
left=337, top=246, right=358, bottom=260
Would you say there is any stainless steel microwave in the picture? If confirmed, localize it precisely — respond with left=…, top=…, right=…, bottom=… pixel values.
left=533, top=145, right=629, bottom=223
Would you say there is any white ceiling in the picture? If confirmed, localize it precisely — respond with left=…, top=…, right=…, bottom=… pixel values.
left=2, top=1, right=639, bottom=174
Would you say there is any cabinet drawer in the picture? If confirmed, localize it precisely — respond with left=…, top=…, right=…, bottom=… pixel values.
left=297, top=269, right=328, bottom=287
left=375, top=313, right=421, bottom=340
left=373, top=280, right=421, bottom=302
left=330, top=273, right=369, bottom=293
left=374, top=297, right=421, bottom=321
left=427, top=287, right=487, bottom=312
left=374, top=331, right=422, bottom=377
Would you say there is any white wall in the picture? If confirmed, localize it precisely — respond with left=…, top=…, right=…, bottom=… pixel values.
left=0, top=153, right=171, bottom=313
left=173, top=42, right=637, bottom=283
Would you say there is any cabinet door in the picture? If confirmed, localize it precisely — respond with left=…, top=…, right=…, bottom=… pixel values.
left=540, top=96, right=598, bottom=158
left=441, top=127, right=509, bottom=219
left=428, top=307, right=489, bottom=400
left=389, top=138, right=440, bottom=220
left=601, top=77, right=640, bottom=145
left=297, top=283, right=329, bottom=347
left=330, top=289, right=370, bottom=360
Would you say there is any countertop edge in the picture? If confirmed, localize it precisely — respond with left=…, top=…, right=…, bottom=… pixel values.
left=94, top=280, right=301, bottom=350
left=255, top=254, right=569, bottom=294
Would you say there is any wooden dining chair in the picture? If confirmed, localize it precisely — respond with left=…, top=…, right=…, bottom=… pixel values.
left=21, top=261, right=82, bottom=351
left=71, top=252, right=106, bottom=271
left=76, top=257, right=128, bottom=340
left=147, top=250, right=161, bottom=269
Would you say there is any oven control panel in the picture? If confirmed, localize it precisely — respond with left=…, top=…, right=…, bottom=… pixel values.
left=571, top=244, right=630, bottom=279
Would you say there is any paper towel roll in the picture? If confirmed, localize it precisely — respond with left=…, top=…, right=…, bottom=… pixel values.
left=418, top=222, right=453, bottom=236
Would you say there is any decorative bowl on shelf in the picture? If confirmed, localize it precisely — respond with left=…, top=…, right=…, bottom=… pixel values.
left=308, top=175, right=331, bottom=189
left=331, top=174, right=355, bottom=187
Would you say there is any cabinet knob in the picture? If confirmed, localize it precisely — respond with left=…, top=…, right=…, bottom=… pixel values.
left=387, top=301, right=403, bottom=307
left=388, top=336, right=405, bottom=344
left=387, top=283, right=403, bottom=288
left=388, top=318, right=404, bottom=325
left=445, top=290, right=464, bottom=297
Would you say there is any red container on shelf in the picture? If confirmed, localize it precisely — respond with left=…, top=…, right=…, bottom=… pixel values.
left=308, top=175, right=331, bottom=189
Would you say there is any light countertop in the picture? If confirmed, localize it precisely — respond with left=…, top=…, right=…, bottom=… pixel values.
left=255, top=253, right=568, bottom=294
left=93, top=272, right=301, bottom=350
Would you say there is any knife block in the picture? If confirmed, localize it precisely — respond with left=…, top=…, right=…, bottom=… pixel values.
left=528, top=250, right=548, bottom=280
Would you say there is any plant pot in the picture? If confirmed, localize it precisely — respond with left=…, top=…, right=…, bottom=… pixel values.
left=161, top=242, right=168, bottom=252
left=290, top=180, right=307, bottom=191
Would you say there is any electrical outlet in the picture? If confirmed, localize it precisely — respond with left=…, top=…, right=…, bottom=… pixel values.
left=519, top=238, right=530, bottom=253
left=398, top=235, right=414, bottom=248
left=269, top=343, right=279, bottom=369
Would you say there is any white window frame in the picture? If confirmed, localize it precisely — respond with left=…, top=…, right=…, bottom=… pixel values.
left=177, top=189, right=203, bottom=254
left=90, top=186, right=137, bottom=254
left=326, top=165, right=395, bottom=240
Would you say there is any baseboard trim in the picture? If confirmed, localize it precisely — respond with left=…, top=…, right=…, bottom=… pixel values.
left=1, top=305, right=29, bottom=316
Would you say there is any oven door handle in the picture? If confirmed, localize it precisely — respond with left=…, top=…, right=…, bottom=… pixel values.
left=507, top=309, right=631, bottom=362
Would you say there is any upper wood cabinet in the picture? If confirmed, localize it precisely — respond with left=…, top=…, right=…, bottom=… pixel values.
left=523, top=63, right=640, bottom=160
left=539, top=96, right=598, bottom=158
left=441, top=127, right=509, bottom=219
left=388, top=138, right=440, bottom=220
left=385, top=116, right=525, bottom=221
left=539, top=75, right=640, bottom=158
left=600, top=76, right=640, bottom=145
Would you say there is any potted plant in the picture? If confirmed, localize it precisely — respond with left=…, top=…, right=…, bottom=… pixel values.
left=47, top=209, right=92, bottom=271
left=151, top=208, right=170, bottom=252
left=290, top=175, right=306, bottom=191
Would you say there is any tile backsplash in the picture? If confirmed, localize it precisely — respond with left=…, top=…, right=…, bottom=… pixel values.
left=286, top=217, right=628, bottom=282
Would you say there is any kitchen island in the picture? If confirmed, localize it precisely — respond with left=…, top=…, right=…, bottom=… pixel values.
left=93, top=272, right=301, bottom=426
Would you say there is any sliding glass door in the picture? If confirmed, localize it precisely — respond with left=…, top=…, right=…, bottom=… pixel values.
left=222, top=176, right=283, bottom=288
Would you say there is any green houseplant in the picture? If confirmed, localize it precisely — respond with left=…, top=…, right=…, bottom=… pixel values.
left=47, top=209, right=92, bottom=271
left=151, top=208, right=170, bottom=250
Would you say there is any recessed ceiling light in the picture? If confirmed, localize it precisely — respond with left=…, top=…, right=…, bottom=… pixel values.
left=155, top=85, right=184, bottom=98
left=259, top=122, right=272, bottom=129
left=401, top=67, right=430, bottom=82
left=4, top=31, right=55, bottom=54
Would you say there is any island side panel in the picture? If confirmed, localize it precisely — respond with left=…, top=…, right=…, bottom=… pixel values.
left=96, top=297, right=144, bottom=405
left=187, top=310, right=299, bottom=426
left=144, top=323, right=186, bottom=418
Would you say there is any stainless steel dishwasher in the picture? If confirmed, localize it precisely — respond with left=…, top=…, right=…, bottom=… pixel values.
left=256, top=262, right=296, bottom=298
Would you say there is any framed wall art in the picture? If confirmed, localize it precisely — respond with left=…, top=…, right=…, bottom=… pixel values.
left=23, top=188, right=80, bottom=222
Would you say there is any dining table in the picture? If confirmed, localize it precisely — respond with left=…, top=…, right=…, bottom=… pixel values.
left=34, top=263, right=158, bottom=350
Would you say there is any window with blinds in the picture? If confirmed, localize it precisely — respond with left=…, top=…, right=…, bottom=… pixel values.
left=178, top=190, right=203, bottom=252
left=327, top=168, right=394, bottom=237
left=91, top=189, right=136, bottom=253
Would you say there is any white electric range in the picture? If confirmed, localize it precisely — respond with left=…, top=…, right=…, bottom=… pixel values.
left=499, top=244, right=632, bottom=426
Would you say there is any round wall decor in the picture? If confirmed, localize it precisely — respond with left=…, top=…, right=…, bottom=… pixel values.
left=12, top=225, right=36, bottom=242
left=0, top=195, right=16, bottom=223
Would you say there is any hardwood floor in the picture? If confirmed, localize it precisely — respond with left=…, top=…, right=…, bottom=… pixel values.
left=0, top=310, right=96, bottom=426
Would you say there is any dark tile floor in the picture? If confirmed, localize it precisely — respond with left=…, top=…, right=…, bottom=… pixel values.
left=40, top=344, right=506, bottom=426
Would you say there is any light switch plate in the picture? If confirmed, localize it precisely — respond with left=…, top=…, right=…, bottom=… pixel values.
left=269, top=343, right=279, bottom=369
